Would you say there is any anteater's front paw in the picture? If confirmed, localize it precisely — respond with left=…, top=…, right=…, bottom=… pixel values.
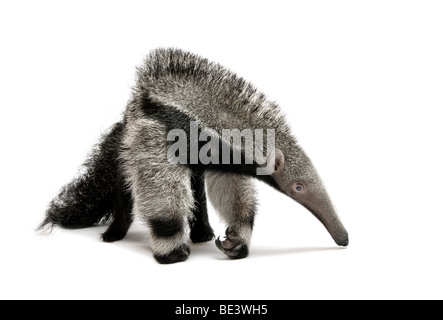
left=154, top=245, right=190, bottom=264
left=215, top=236, right=248, bottom=259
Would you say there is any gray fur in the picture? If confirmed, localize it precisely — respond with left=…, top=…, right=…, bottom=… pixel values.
left=134, top=49, right=291, bottom=167
left=42, top=48, right=348, bottom=263
left=127, top=48, right=347, bottom=250
left=120, top=118, right=194, bottom=257
left=206, top=171, right=257, bottom=245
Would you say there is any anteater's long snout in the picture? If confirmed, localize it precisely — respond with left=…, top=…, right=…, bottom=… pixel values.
left=302, top=192, right=349, bottom=247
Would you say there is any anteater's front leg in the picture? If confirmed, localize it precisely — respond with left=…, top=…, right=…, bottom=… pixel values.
left=121, top=120, right=195, bottom=264
left=206, top=171, right=257, bottom=259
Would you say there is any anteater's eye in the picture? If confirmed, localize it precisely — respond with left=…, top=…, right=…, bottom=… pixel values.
left=294, top=184, right=303, bottom=192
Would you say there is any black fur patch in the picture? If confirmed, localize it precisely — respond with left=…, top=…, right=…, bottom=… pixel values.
left=148, top=216, right=183, bottom=238
left=40, top=122, right=125, bottom=230
left=141, top=97, right=275, bottom=181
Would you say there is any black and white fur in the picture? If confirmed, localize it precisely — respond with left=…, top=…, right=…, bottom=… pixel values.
left=40, top=48, right=348, bottom=263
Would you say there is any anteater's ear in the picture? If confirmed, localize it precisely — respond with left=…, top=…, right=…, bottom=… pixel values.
left=257, top=148, right=285, bottom=176
left=265, top=148, right=284, bottom=174
left=273, top=148, right=285, bottom=172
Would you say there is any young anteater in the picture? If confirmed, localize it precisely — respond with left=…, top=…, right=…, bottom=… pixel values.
left=40, top=48, right=349, bottom=264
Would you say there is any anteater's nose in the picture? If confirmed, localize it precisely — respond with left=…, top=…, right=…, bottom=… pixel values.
left=336, top=235, right=349, bottom=247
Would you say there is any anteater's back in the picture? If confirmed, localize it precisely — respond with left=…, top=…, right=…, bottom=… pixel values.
left=133, top=48, right=291, bottom=136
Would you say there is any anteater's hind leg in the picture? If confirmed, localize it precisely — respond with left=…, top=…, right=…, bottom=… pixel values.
left=190, top=169, right=214, bottom=243
left=206, top=171, right=257, bottom=259
left=102, top=172, right=133, bottom=243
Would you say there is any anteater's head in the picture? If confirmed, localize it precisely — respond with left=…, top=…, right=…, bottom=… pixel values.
left=264, top=145, right=349, bottom=247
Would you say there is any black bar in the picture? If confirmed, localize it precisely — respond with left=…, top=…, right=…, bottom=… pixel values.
left=147, top=300, right=293, bottom=318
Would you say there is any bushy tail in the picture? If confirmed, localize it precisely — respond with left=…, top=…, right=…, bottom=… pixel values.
left=39, top=122, right=124, bottom=230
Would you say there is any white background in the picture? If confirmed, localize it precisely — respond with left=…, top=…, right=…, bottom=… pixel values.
left=1, top=0, right=442, bottom=300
